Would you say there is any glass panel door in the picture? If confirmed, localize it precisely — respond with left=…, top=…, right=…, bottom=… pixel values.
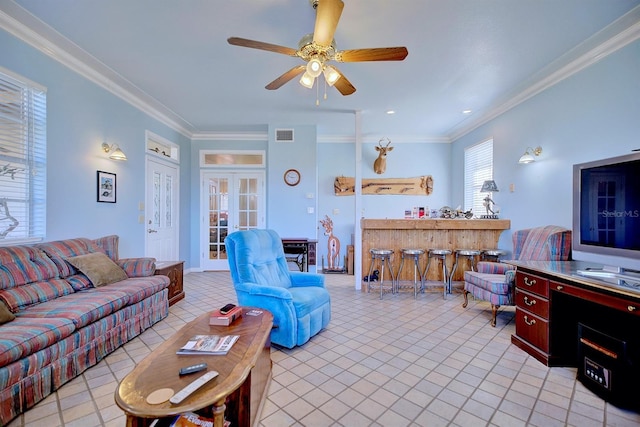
left=202, top=172, right=264, bottom=270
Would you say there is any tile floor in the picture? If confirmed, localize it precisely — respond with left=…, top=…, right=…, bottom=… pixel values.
left=7, top=272, right=640, bottom=427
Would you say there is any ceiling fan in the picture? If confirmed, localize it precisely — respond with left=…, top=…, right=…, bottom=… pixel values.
left=227, top=0, right=408, bottom=96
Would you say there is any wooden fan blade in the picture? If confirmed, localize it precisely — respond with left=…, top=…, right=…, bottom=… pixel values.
left=332, top=68, right=356, bottom=96
left=337, top=47, right=409, bottom=62
left=228, top=37, right=297, bottom=56
left=265, top=65, right=306, bottom=90
left=313, top=0, right=344, bottom=47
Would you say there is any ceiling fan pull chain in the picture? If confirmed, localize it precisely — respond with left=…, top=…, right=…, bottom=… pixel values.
left=324, top=78, right=328, bottom=100
left=316, top=82, right=320, bottom=106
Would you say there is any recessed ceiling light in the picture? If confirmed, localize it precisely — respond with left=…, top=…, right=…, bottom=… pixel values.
left=386, top=110, right=395, bottom=115
left=462, top=109, right=472, bottom=114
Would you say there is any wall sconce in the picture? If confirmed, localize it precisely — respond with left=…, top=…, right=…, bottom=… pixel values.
left=101, top=143, right=127, bottom=161
left=480, top=180, right=499, bottom=219
left=518, top=146, right=542, bottom=164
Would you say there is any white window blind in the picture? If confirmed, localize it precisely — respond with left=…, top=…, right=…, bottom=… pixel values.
left=464, top=139, right=493, bottom=216
left=0, top=68, right=47, bottom=243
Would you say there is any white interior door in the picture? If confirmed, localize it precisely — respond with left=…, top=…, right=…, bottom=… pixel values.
left=201, top=171, right=264, bottom=270
left=145, top=158, right=179, bottom=261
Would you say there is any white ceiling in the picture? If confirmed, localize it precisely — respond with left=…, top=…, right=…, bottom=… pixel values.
left=2, top=0, right=640, bottom=141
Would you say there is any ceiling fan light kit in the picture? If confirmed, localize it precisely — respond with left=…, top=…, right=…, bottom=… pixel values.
left=227, top=0, right=408, bottom=101
left=299, top=72, right=315, bottom=89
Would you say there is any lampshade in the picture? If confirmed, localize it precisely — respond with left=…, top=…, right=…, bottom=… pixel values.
left=323, top=65, right=341, bottom=86
left=101, top=142, right=127, bottom=161
left=480, top=180, right=499, bottom=192
left=299, top=72, right=314, bottom=89
left=109, top=147, right=127, bottom=161
left=518, top=146, right=542, bottom=164
left=306, top=57, right=323, bottom=78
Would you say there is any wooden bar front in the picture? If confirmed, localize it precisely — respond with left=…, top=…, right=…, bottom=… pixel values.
left=361, top=219, right=511, bottom=283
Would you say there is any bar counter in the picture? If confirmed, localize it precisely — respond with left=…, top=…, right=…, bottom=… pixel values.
left=361, top=218, right=511, bottom=284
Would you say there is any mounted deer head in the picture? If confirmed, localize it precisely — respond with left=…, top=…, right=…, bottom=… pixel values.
left=373, top=138, right=393, bottom=174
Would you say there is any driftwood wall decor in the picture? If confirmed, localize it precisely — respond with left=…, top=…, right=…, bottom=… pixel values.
left=334, top=175, right=434, bottom=196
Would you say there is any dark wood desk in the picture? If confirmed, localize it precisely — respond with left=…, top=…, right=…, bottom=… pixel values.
left=505, top=260, right=640, bottom=367
left=281, top=238, right=317, bottom=272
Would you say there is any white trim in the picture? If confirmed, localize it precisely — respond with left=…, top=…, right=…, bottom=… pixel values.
left=449, top=9, right=640, bottom=141
left=199, top=150, right=266, bottom=168
left=0, top=6, right=194, bottom=137
left=191, top=132, right=268, bottom=141
left=2, top=3, right=639, bottom=143
left=145, top=130, right=180, bottom=163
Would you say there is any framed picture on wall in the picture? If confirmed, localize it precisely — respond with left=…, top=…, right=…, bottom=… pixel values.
left=97, top=170, right=116, bottom=203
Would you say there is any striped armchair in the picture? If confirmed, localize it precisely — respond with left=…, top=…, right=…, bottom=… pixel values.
left=462, top=225, right=572, bottom=326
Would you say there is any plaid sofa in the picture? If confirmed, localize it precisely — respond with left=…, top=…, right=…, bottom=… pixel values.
left=462, top=225, right=572, bottom=326
left=0, top=235, right=170, bottom=426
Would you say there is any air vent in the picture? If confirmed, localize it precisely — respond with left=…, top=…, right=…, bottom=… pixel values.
left=275, top=129, right=294, bottom=142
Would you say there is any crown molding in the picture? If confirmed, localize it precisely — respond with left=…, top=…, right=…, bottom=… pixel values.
left=317, top=134, right=450, bottom=144
left=3, top=2, right=638, bottom=145
left=191, top=132, right=268, bottom=141
left=448, top=7, right=640, bottom=142
left=0, top=5, right=195, bottom=138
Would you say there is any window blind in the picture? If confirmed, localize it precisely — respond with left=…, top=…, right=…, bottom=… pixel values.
left=0, top=68, right=47, bottom=242
left=464, top=139, right=493, bottom=216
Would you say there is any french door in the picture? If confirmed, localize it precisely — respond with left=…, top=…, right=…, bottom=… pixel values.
left=201, top=171, right=265, bottom=270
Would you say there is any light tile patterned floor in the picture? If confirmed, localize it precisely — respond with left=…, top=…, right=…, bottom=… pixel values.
left=7, top=272, right=640, bottom=427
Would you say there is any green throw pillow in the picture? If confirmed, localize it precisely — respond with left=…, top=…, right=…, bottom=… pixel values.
left=0, top=301, right=16, bottom=324
left=66, top=252, right=128, bottom=287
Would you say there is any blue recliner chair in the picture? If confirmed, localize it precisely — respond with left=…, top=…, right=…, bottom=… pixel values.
left=225, top=229, right=331, bottom=348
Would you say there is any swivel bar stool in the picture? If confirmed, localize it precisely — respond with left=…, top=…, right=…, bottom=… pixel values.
left=481, top=249, right=508, bottom=262
left=423, top=248, right=452, bottom=298
left=450, top=249, right=482, bottom=291
left=366, top=248, right=395, bottom=299
left=396, top=248, right=425, bottom=298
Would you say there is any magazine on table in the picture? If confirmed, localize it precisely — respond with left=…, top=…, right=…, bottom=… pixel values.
left=176, top=334, right=239, bottom=356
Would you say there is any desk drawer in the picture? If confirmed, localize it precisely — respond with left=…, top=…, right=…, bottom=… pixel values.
left=515, top=307, right=549, bottom=352
left=515, top=288, right=549, bottom=319
left=551, top=281, right=640, bottom=317
left=516, top=271, right=549, bottom=298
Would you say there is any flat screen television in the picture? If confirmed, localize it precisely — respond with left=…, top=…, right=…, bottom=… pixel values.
left=572, top=151, right=640, bottom=276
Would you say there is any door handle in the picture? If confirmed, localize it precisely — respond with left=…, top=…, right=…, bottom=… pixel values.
left=147, top=228, right=158, bottom=233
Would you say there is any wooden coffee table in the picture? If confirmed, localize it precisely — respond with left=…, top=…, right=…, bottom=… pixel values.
left=115, top=307, right=273, bottom=427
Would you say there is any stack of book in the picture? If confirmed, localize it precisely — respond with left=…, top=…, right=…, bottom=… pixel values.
left=209, top=306, right=242, bottom=326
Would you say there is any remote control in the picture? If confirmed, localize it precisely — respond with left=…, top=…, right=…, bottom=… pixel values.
left=220, top=303, right=236, bottom=314
left=179, top=363, right=207, bottom=376
left=169, top=370, right=219, bottom=404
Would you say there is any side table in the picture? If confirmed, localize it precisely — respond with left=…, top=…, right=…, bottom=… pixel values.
left=155, top=261, right=185, bottom=306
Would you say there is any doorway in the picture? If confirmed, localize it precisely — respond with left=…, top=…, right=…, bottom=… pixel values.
left=201, top=171, right=265, bottom=270
left=145, top=157, right=179, bottom=261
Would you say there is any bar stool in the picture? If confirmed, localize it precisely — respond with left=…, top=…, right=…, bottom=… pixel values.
left=423, top=249, right=452, bottom=297
left=450, top=249, right=481, bottom=290
left=366, top=248, right=395, bottom=299
left=481, top=249, right=507, bottom=262
left=396, top=248, right=425, bottom=298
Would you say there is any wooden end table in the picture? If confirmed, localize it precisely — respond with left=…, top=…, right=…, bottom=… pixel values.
left=115, top=308, right=273, bottom=427
left=154, top=261, right=185, bottom=306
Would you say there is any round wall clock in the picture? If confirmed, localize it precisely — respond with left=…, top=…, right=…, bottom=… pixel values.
left=284, top=169, right=301, bottom=186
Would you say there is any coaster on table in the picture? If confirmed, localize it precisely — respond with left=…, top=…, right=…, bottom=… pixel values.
left=146, top=388, right=174, bottom=404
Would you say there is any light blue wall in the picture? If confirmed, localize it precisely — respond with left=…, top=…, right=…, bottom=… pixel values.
left=267, top=125, right=318, bottom=238
left=1, top=30, right=191, bottom=259
left=451, top=39, right=640, bottom=265
left=4, top=26, right=639, bottom=271
left=316, top=141, right=452, bottom=256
